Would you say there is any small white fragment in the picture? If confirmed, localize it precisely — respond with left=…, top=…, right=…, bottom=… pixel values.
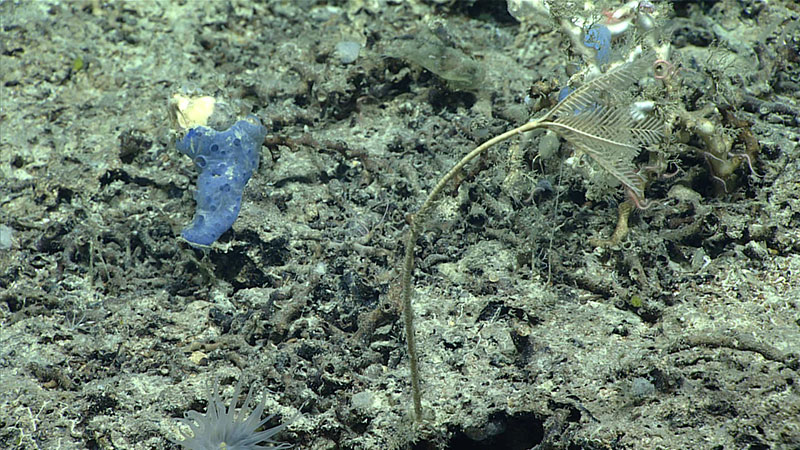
left=606, top=18, right=633, bottom=36
left=351, top=391, right=375, bottom=410
left=0, top=225, right=13, bottom=250
left=335, top=41, right=361, bottom=64
left=506, top=0, right=550, bottom=21
left=697, top=119, right=716, bottom=136
left=630, top=100, right=655, bottom=121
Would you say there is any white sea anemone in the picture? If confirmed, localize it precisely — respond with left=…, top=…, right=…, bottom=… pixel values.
left=174, top=378, right=291, bottom=450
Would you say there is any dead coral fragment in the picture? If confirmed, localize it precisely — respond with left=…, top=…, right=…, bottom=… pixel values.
left=385, top=25, right=485, bottom=91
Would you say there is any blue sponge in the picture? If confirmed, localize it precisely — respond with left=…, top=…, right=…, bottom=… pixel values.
left=584, top=25, right=612, bottom=66
left=176, top=115, right=266, bottom=246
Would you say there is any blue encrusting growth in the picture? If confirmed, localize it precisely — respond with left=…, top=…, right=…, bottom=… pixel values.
left=176, top=115, right=266, bottom=246
left=584, top=24, right=612, bottom=65
left=557, top=25, right=613, bottom=113
left=558, top=86, right=574, bottom=103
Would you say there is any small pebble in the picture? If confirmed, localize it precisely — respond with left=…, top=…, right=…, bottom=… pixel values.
left=335, top=41, right=361, bottom=64
left=0, top=225, right=13, bottom=250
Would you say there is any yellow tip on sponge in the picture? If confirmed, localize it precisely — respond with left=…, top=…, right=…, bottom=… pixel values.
left=170, top=94, right=216, bottom=129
